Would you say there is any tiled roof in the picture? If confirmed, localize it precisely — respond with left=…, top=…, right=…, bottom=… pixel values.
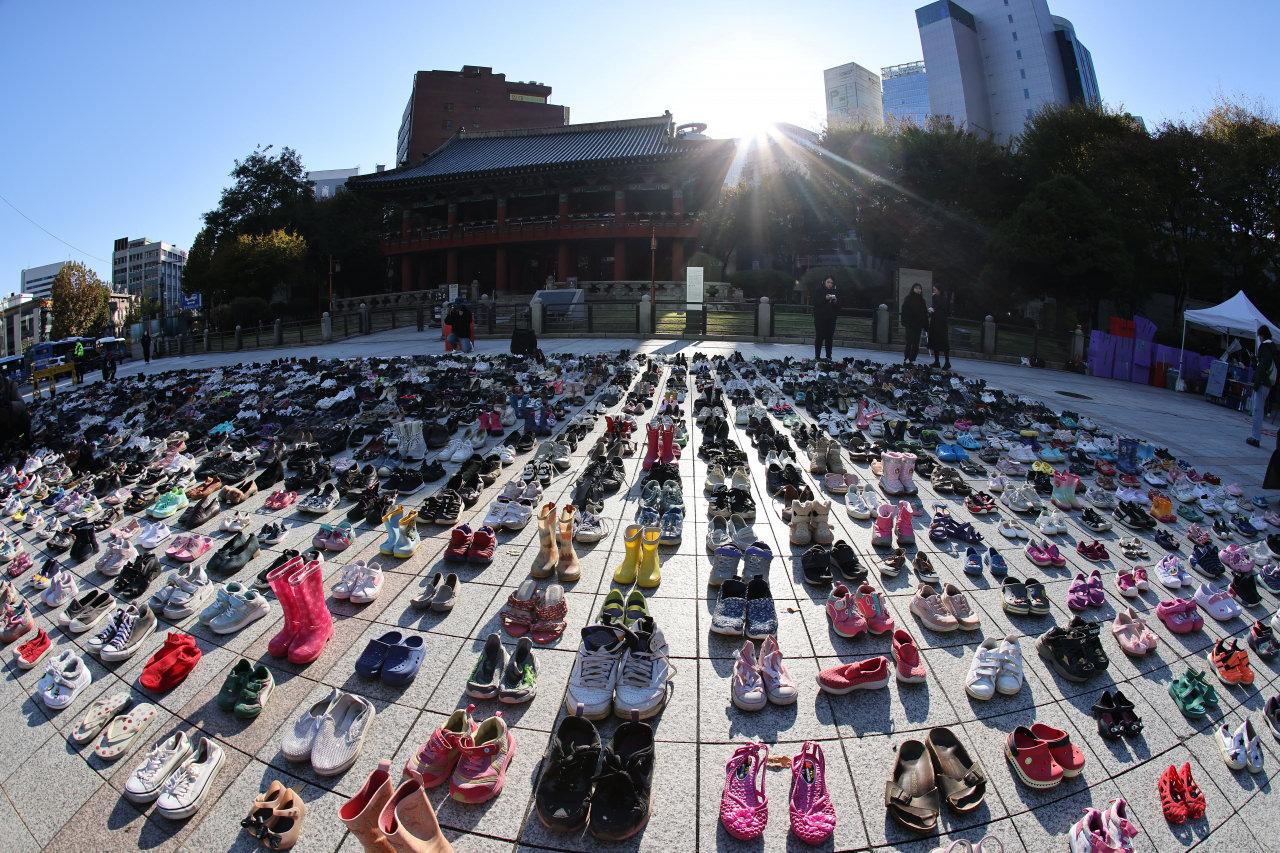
left=354, top=115, right=725, bottom=188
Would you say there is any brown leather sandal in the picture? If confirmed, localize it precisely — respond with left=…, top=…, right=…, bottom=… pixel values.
left=926, top=726, right=986, bottom=813
left=885, top=739, right=940, bottom=833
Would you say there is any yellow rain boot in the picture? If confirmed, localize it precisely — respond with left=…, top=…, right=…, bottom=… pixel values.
left=556, top=505, right=580, bottom=583
left=636, top=525, right=662, bottom=589
left=532, top=503, right=558, bottom=578
left=612, top=524, right=642, bottom=585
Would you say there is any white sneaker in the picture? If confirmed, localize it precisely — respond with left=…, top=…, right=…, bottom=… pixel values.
left=155, top=736, right=225, bottom=819
left=125, top=732, right=194, bottom=803
left=446, top=437, right=471, bottom=464
left=998, top=518, right=1029, bottom=539
left=564, top=624, right=627, bottom=720
left=613, top=620, right=671, bottom=718
left=995, top=635, right=1024, bottom=695
left=965, top=638, right=1003, bottom=700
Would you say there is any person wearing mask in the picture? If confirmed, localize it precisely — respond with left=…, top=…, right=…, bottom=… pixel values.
left=929, top=284, right=952, bottom=370
left=1247, top=325, right=1276, bottom=448
left=900, top=282, right=929, bottom=364
left=140, top=329, right=152, bottom=364
left=811, top=276, right=840, bottom=361
left=444, top=300, right=474, bottom=353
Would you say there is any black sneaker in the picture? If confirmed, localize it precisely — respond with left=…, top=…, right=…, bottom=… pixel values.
left=801, top=545, right=833, bottom=586
left=588, top=718, right=654, bottom=841
left=421, top=460, right=446, bottom=483
left=534, top=712, right=601, bottom=832
left=830, top=540, right=865, bottom=583
left=1229, top=571, right=1262, bottom=608
left=1035, top=625, right=1097, bottom=683
left=256, top=550, right=300, bottom=591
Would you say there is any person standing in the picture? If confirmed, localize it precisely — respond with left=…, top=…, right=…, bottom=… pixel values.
left=811, top=276, right=840, bottom=361
left=900, top=282, right=929, bottom=364
left=101, top=349, right=116, bottom=383
left=1247, top=325, right=1276, bottom=447
left=0, top=371, right=30, bottom=452
left=444, top=301, right=474, bottom=353
left=929, top=284, right=952, bottom=369
left=140, top=329, right=152, bottom=364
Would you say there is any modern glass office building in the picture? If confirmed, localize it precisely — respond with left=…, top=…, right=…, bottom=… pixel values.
left=881, top=61, right=930, bottom=128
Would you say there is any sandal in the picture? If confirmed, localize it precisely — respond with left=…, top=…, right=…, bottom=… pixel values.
left=530, top=583, right=568, bottom=643
left=499, top=579, right=537, bottom=637
left=94, top=702, right=159, bottom=760
left=885, top=739, right=940, bottom=833
left=1023, top=579, right=1051, bottom=615
left=925, top=726, right=986, bottom=812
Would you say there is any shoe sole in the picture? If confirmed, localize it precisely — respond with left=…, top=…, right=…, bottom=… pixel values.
left=816, top=675, right=889, bottom=695
left=1035, top=642, right=1090, bottom=683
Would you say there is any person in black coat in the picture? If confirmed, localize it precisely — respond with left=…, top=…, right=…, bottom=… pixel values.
left=140, top=330, right=152, bottom=363
left=929, top=284, right=952, bottom=369
left=900, top=283, right=929, bottom=364
left=0, top=374, right=30, bottom=451
left=811, top=276, right=840, bottom=361
left=1248, top=325, right=1276, bottom=447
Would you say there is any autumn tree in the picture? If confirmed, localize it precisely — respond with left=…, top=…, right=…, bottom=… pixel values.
left=50, top=262, right=110, bottom=338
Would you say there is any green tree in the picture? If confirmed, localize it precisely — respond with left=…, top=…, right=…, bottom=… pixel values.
left=50, top=262, right=110, bottom=338
left=219, top=229, right=309, bottom=303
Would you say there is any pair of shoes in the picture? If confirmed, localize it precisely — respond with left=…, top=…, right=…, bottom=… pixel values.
left=403, top=704, right=515, bottom=804
left=355, top=631, right=425, bottom=686
left=90, top=601, right=158, bottom=662
left=1216, top=718, right=1265, bottom=772
left=1071, top=799, right=1139, bottom=851
left=218, top=658, right=275, bottom=719
left=611, top=523, right=662, bottom=588
left=1037, top=619, right=1108, bottom=682
left=443, top=525, right=496, bottom=565
left=1067, top=570, right=1104, bottom=610
left=712, top=574, right=777, bottom=639
left=1005, top=723, right=1086, bottom=789
left=265, top=556, right=333, bottom=664
left=1210, top=637, right=1255, bottom=685
left=910, top=583, right=980, bottom=632
left=340, top=761, right=451, bottom=852
left=886, top=728, right=986, bottom=833
left=411, top=572, right=458, bottom=612
left=73, top=691, right=160, bottom=760
left=332, top=560, right=384, bottom=604
left=499, top=579, right=568, bottom=643
left=1092, top=689, right=1143, bottom=739
left=377, top=505, right=422, bottom=558
left=200, top=581, right=273, bottom=633
left=37, top=649, right=93, bottom=709
left=139, top=632, right=202, bottom=691
left=282, top=688, right=376, bottom=777
left=241, top=779, right=307, bottom=850
left=466, top=633, right=539, bottom=704
left=730, top=636, right=798, bottom=710
left=871, top=501, right=914, bottom=548
left=565, top=618, right=673, bottom=720
left=720, top=740, right=835, bottom=844
left=1112, top=607, right=1159, bottom=655
left=1168, top=668, right=1220, bottom=718
left=125, top=732, right=225, bottom=819
left=532, top=504, right=582, bottom=582
left=310, top=522, right=352, bottom=552
left=1158, top=764, right=1206, bottom=824
left=825, top=582, right=893, bottom=637
left=965, top=635, right=1023, bottom=699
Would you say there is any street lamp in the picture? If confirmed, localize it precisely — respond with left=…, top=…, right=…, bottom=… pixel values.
left=649, top=224, right=657, bottom=304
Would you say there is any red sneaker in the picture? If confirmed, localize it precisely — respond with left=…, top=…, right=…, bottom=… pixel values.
left=467, top=526, right=496, bottom=565
left=444, top=525, right=473, bottom=562
left=14, top=627, right=51, bottom=669
left=1028, top=722, right=1086, bottom=776
left=1005, top=726, right=1062, bottom=789
left=815, top=655, right=890, bottom=694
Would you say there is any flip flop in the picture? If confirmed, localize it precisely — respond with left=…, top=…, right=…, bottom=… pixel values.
left=94, top=702, right=159, bottom=760
left=72, top=691, right=131, bottom=744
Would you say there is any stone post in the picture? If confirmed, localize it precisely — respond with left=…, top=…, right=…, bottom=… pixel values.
left=416, top=302, right=425, bottom=332
left=234, top=325, right=243, bottom=351
left=758, top=297, right=771, bottom=340
left=359, top=302, right=369, bottom=335
left=530, top=297, right=544, bottom=336
left=202, top=328, right=210, bottom=352
left=321, top=312, right=332, bottom=342
left=874, top=304, right=889, bottom=345
left=273, top=319, right=283, bottom=346
left=983, top=315, right=997, bottom=355
left=639, top=294, right=652, bottom=336
left=1071, top=324, right=1084, bottom=361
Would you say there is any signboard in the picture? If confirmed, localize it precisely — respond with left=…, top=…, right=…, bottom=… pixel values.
left=686, top=267, right=704, bottom=311
left=447, top=283, right=459, bottom=302
left=181, top=293, right=202, bottom=310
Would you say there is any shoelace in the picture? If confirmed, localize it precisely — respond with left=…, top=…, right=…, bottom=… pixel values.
left=577, top=647, right=619, bottom=689
left=108, top=612, right=136, bottom=650
left=163, top=763, right=199, bottom=797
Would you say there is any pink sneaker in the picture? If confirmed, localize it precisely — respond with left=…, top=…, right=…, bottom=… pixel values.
left=757, top=635, right=798, bottom=705
left=891, top=630, right=927, bottom=683
left=871, top=504, right=894, bottom=547
left=894, top=501, right=914, bottom=544
left=854, top=583, right=894, bottom=634
left=720, top=742, right=769, bottom=840
left=789, top=741, right=836, bottom=844
left=825, top=585, right=867, bottom=638
left=1219, top=544, right=1253, bottom=573
left=405, top=705, right=477, bottom=786
left=450, top=711, right=515, bottom=804
left=816, top=656, right=890, bottom=694
left=1026, top=541, right=1053, bottom=567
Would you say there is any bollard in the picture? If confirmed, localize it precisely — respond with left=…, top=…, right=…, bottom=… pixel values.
left=1071, top=324, right=1084, bottom=361
left=530, top=297, right=544, bottom=336
left=874, top=304, right=889, bottom=345
left=359, top=302, right=370, bottom=335
left=273, top=319, right=283, bottom=346
left=982, top=315, right=997, bottom=355
left=203, top=329, right=210, bottom=352
left=757, top=296, right=771, bottom=340
left=322, top=312, right=332, bottom=342
left=416, top=303, right=424, bottom=332
left=234, top=325, right=243, bottom=351
left=638, top=294, right=652, bottom=336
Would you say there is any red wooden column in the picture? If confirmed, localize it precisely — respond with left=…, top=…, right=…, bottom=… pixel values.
left=495, top=247, right=508, bottom=293
left=613, top=239, right=627, bottom=281
left=558, top=192, right=569, bottom=223
left=496, top=197, right=506, bottom=228
left=400, top=256, right=413, bottom=292
left=557, top=242, right=572, bottom=282
left=446, top=249, right=458, bottom=284
left=671, top=239, right=685, bottom=278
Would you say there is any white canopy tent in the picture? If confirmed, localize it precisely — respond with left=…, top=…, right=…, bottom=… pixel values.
left=1178, top=290, right=1280, bottom=389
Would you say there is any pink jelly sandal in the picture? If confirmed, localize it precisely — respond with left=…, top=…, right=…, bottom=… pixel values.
left=499, top=579, right=537, bottom=637
left=1067, top=574, right=1091, bottom=611
left=790, top=740, right=837, bottom=844
left=720, top=741, right=769, bottom=841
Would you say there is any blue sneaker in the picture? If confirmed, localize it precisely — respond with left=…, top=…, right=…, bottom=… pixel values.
left=963, top=546, right=983, bottom=576
left=985, top=547, right=1009, bottom=578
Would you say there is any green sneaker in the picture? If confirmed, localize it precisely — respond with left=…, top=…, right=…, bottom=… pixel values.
left=624, top=589, right=649, bottom=626
left=498, top=636, right=538, bottom=704
left=234, top=665, right=275, bottom=719
left=1177, top=504, right=1203, bottom=523
left=599, top=589, right=626, bottom=625
left=217, top=659, right=253, bottom=711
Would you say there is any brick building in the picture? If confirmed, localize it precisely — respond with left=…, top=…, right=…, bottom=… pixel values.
left=355, top=114, right=734, bottom=295
left=397, top=65, right=569, bottom=166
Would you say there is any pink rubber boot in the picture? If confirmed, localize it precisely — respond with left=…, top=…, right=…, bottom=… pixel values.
left=854, top=398, right=870, bottom=430
left=642, top=424, right=660, bottom=470
left=266, top=555, right=305, bottom=658
left=898, top=452, right=918, bottom=494
left=895, top=501, right=915, bottom=544
left=879, top=452, right=903, bottom=495
left=871, top=503, right=894, bottom=547
left=658, top=425, right=676, bottom=464
left=789, top=741, right=836, bottom=844
left=287, top=558, right=334, bottom=664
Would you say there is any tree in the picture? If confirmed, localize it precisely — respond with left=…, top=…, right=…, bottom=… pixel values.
left=50, top=262, right=109, bottom=338
left=220, top=229, right=309, bottom=303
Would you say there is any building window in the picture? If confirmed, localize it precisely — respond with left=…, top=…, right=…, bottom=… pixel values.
left=1016, top=49, right=1022, bottom=59
left=1011, top=30, right=1018, bottom=41
left=1024, top=88, right=1030, bottom=99
left=1020, top=69, right=1026, bottom=79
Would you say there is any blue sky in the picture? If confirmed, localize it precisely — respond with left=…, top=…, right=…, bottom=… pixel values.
left=2, top=0, right=1277, bottom=295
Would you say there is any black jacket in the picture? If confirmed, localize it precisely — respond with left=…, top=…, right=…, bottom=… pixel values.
left=1256, top=339, right=1276, bottom=389
left=812, top=286, right=840, bottom=324
left=901, top=292, right=929, bottom=330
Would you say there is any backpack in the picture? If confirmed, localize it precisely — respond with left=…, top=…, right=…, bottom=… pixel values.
left=510, top=311, right=538, bottom=356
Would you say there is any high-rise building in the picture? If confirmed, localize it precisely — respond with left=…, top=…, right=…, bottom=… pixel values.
left=397, top=66, right=569, bottom=166
left=306, top=168, right=361, bottom=199
left=112, top=237, right=187, bottom=314
left=881, top=61, right=930, bottom=128
left=915, top=0, right=1100, bottom=143
left=19, top=261, right=70, bottom=301
left=823, top=61, right=885, bottom=130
